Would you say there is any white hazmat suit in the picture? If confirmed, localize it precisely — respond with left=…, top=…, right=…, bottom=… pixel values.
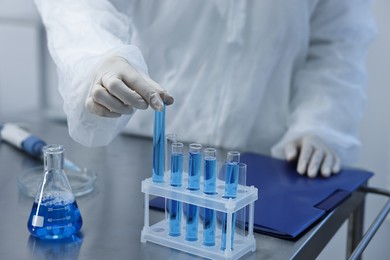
left=34, top=0, right=375, bottom=175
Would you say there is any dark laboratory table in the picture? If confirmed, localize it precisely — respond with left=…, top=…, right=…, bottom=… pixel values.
left=0, top=112, right=366, bottom=259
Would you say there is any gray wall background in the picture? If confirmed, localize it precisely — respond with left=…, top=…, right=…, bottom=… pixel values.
left=0, top=0, right=389, bottom=259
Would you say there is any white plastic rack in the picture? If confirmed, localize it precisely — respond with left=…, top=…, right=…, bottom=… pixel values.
left=141, top=174, right=258, bottom=260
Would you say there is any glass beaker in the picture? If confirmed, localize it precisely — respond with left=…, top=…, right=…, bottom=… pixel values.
left=27, top=144, right=83, bottom=239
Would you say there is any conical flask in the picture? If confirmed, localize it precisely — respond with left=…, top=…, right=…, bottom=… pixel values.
left=27, top=144, right=83, bottom=239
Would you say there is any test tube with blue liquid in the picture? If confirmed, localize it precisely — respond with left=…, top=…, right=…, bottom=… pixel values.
left=165, top=134, right=178, bottom=176
left=152, top=104, right=165, bottom=183
left=203, top=148, right=217, bottom=246
left=186, top=143, right=202, bottom=241
left=169, top=142, right=184, bottom=236
left=221, top=151, right=240, bottom=250
left=165, top=134, right=177, bottom=222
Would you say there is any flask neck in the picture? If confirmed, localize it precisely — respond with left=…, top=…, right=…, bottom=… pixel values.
left=43, top=145, right=64, bottom=171
left=44, top=153, right=64, bottom=171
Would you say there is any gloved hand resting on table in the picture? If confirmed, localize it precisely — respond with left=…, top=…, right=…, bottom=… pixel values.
left=284, top=135, right=340, bottom=178
left=85, top=56, right=174, bottom=117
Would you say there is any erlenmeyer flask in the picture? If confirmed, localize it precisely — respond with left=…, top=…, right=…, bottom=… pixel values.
left=27, top=144, right=83, bottom=239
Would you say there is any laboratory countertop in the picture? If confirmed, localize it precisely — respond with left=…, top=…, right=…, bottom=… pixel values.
left=0, top=112, right=366, bottom=259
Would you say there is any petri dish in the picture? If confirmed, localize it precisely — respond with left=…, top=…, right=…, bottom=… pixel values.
left=18, top=166, right=97, bottom=198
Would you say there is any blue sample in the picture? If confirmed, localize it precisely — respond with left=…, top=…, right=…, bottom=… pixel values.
left=152, top=105, right=166, bottom=183
left=186, top=149, right=201, bottom=241
left=188, top=151, right=202, bottom=190
left=203, top=208, right=216, bottom=246
left=150, top=152, right=374, bottom=240
left=203, top=156, right=216, bottom=246
left=27, top=201, right=82, bottom=240
left=185, top=204, right=199, bottom=241
left=169, top=152, right=183, bottom=237
left=224, top=162, right=239, bottom=198
left=169, top=200, right=182, bottom=237
left=204, top=157, right=216, bottom=194
left=170, top=153, right=183, bottom=187
left=221, top=161, right=239, bottom=250
left=221, top=212, right=237, bottom=250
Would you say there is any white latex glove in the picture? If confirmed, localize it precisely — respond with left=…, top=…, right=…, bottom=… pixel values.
left=85, top=56, right=174, bottom=117
left=284, top=135, right=341, bottom=178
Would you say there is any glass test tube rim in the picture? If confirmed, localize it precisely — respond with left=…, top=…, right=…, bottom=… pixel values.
left=227, top=151, right=240, bottom=163
left=172, top=142, right=184, bottom=153
left=204, top=147, right=216, bottom=158
left=189, top=143, right=202, bottom=153
left=166, top=133, right=178, bottom=140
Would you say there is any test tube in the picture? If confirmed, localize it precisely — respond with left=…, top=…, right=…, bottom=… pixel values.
left=165, top=134, right=178, bottom=175
left=169, top=142, right=184, bottom=237
left=224, top=151, right=240, bottom=198
left=221, top=151, right=240, bottom=251
left=203, top=148, right=217, bottom=194
left=152, top=104, right=166, bottom=183
left=170, top=142, right=184, bottom=187
left=165, top=134, right=177, bottom=224
left=186, top=143, right=202, bottom=241
left=203, top=148, right=217, bottom=246
left=188, top=143, right=202, bottom=190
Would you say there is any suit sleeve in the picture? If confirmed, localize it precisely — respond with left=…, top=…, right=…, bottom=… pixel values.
left=35, top=0, right=147, bottom=146
left=271, top=0, right=376, bottom=164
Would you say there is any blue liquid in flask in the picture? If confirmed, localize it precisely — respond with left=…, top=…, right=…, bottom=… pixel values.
left=152, top=105, right=166, bottom=183
left=27, top=144, right=83, bottom=240
left=27, top=192, right=83, bottom=239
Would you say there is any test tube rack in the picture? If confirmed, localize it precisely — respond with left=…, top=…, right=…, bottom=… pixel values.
left=141, top=173, right=258, bottom=260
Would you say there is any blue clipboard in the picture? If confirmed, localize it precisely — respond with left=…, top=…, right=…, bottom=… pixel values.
left=150, top=152, right=373, bottom=239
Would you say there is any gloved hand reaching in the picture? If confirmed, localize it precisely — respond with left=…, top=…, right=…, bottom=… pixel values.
left=284, top=135, right=341, bottom=178
left=85, top=56, right=174, bottom=117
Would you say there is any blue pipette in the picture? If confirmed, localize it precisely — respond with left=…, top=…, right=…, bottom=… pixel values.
left=0, top=123, right=81, bottom=172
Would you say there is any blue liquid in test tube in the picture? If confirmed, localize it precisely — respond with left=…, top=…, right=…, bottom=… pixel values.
left=203, top=148, right=217, bottom=246
left=169, top=200, right=182, bottom=237
left=152, top=105, right=165, bottom=183
left=165, top=134, right=178, bottom=176
left=186, top=143, right=202, bottom=241
left=221, top=151, right=240, bottom=251
left=204, top=150, right=217, bottom=195
left=170, top=147, right=183, bottom=187
left=169, top=143, right=184, bottom=236
left=221, top=212, right=237, bottom=250
left=224, top=161, right=239, bottom=198
left=188, top=144, right=202, bottom=190
left=186, top=203, right=199, bottom=241
left=203, top=208, right=216, bottom=246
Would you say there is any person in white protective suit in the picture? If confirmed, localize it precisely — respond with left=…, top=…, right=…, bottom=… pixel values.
left=34, top=0, right=375, bottom=178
